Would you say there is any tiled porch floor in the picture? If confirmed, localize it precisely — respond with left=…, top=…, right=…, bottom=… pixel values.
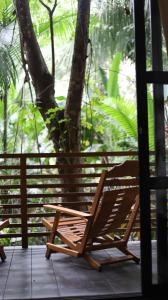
left=0, top=242, right=156, bottom=300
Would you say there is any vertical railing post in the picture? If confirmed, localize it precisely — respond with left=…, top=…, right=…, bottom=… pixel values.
left=150, top=0, right=167, bottom=287
left=134, top=0, right=152, bottom=295
left=20, top=155, right=28, bottom=248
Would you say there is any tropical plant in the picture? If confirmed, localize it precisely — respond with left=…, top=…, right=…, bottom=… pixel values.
left=0, top=1, right=155, bottom=155
left=0, top=3, right=20, bottom=153
left=91, top=0, right=134, bottom=65
left=93, top=52, right=154, bottom=150
left=99, top=51, right=122, bottom=98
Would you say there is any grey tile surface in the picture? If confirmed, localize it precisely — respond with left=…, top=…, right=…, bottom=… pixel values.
left=52, top=255, right=114, bottom=298
left=0, top=242, right=156, bottom=300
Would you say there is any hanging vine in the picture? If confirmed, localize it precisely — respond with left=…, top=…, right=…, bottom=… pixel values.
left=39, top=0, right=57, bottom=79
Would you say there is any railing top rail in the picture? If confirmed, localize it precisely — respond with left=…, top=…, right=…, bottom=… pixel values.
left=0, top=151, right=140, bottom=159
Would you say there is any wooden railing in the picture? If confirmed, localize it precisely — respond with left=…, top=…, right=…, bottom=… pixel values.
left=0, top=151, right=155, bottom=248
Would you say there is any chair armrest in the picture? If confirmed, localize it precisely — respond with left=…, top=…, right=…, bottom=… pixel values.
left=43, top=204, right=92, bottom=218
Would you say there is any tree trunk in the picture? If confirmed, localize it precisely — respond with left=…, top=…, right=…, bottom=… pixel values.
left=59, top=0, right=91, bottom=205
left=15, top=0, right=91, bottom=154
left=15, top=0, right=91, bottom=206
left=65, top=0, right=91, bottom=152
left=15, top=0, right=59, bottom=149
left=3, top=85, right=8, bottom=154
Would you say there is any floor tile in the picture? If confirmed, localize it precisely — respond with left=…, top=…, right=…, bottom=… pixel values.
left=0, top=242, right=155, bottom=299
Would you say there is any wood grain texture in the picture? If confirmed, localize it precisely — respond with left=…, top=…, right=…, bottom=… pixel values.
left=43, top=160, right=140, bottom=269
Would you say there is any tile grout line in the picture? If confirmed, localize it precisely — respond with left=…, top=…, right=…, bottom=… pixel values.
left=2, top=245, right=15, bottom=300
left=51, top=258, right=61, bottom=298
left=31, top=247, right=32, bottom=299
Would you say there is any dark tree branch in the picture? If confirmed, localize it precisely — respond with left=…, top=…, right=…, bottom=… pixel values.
left=15, top=0, right=52, bottom=90
left=49, top=10, right=56, bottom=79
left=39, top=0, right=50, bottom=12
left=51, top=0, right=58, bottom=14
left=3, top=86, right=8, bottom=154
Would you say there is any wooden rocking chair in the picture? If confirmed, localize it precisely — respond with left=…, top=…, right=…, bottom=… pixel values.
left=0, top=218, right=9, bottom=262
left=42, top=160, right=140, bottom=270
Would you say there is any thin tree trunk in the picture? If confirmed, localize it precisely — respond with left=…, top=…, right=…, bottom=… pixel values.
left=3, top=85, right=8, bottom=154
left=65, top=0, right=91, bottom=152
left=59, top=0, right=91, bottom=205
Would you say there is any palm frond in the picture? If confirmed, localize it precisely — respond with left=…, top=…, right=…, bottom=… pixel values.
left=107, top=52, right=122, bottom=98
left=95, top=98, right=137, bottom=139
left=0, top=45, right=18, bottom=89
left=36, top=12, right=76, bottom=44
left=0, top=2, right=15, bottom=27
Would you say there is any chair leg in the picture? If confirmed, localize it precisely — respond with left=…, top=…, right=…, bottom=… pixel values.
left=46, top=233, right=57, bottom=259
left=118, top=246, right=140, bottom=264
left=0, top=245, right=6, bottom=262
left=84, top=247, right=140, bottom=270
left=46, top=246, right=52, bottom=259
left=84, top=253, right=102, bottom=271
left=45, top=212, right=60, bottom=259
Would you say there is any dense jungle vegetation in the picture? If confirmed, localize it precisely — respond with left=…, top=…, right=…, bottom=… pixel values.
left=1, top=0, right=168, bottom=245
left=0, top=0, right=152, bottom=155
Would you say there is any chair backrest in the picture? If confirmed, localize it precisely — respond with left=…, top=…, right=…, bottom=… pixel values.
left=106, top=160, right=139, bottom=188
left=108, top=160, right=139, bottom=177
left=87, top=160, right=139, bottom=242
left=90, top=187, right=139, bottom=240
left=89, top=160, right=139, bottom=215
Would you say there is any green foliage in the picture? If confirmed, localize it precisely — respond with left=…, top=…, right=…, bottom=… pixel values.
left=0, top=46, right=18, bottom=89
left=95, top=98, right=137, bottom=140
left=91, top=0, right=134, bottom=66
left=98, top=67, right=107, bottom=92
left=0, top=0, right=156, bottom=246
left=36, top=12, right=76, bottom=43
left=0, top=2, right=20, bottom=92
left=99, top=52, right=122, bottom=98
left=107, top=52, right=122, bottom=98
left=94, top=52, right=137, bottom=150
left=0, top=1, right=155, bottom=154
left=147, top=89, right=155, bottom=150
left=87, top=51, right=154, bottom=151
left=0, top=1, right=15, bottom=23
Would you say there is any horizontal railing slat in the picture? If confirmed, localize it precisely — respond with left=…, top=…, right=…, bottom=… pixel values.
left=0, top=165, right=20, bottom=170
left=0, top=194, right=21, bottom=199
left=0, top=151, right=140, bottom=159
left=26, top=192, right=95, bottom=198
left=26, top=163, right=115, bottom=169
left=0, top=185, right=20, bottom=189
left=27, top=173, right=101, bottom=179
left=0, top=175, right=20, bottom=180
left=0, top=213, right=21, bottom=218
left=1, top=233, right=22, bottom=238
